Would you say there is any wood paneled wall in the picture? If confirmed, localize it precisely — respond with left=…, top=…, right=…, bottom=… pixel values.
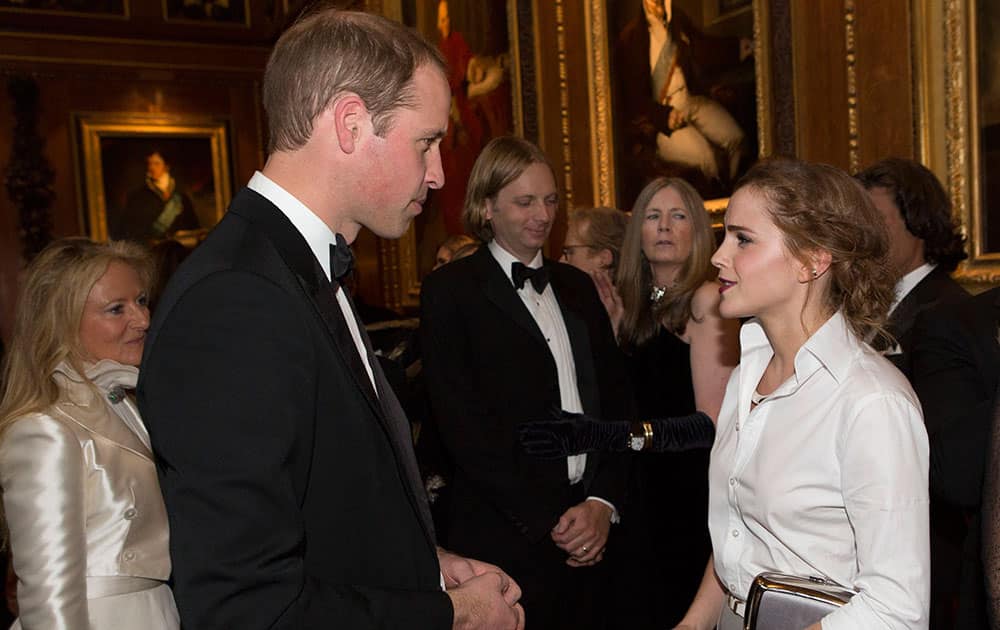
left=0, top=0, right=929, bottom=341
left=0, top=36, right=269, bottom=341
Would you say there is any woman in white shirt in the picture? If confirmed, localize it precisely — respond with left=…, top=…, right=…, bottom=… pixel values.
left=676, top=158, right=930, bottom=629
left=520, top=157, right=930, bottom=628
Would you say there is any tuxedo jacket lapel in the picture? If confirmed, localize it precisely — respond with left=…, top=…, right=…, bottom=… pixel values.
left=474, top=248, right=548, bottom=347
left=307, top=276, right=382, bottom=409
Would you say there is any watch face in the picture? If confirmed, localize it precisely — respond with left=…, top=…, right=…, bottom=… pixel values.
left=629, top=436, right=645, bottom=451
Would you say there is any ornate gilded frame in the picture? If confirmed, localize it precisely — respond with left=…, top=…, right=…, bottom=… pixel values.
left=914, top=0, right=999, bottom=284
left=376, top=0, right=528, bottom=310
left=74, top=113, right=232, bottom=244
left=585, top=0, right=774, bottom=225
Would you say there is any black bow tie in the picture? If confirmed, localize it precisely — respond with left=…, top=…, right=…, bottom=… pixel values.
left=329, top=233, right=355, bottom=283
left=511, top=262, right=550, bottom=293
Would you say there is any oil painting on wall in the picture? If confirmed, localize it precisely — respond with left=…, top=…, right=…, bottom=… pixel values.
left=607, top=0, right=758, bottom=209
left=978, top=0, right=1000, bottom=253
left=76, top=114, right=232, bottom=246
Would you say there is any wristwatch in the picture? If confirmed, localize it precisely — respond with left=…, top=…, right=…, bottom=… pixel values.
left=628, top=421, right=653, bottom=451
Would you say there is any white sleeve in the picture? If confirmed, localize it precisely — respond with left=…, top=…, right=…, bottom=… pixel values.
left=0, top=415, right=90, bottom=630
left=823, top=393, right=930, bottom=630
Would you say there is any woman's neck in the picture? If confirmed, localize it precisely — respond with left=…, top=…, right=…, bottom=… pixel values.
left=757, top=307, right=834, bottom=393
left=649, top=262, right=681, bottom=289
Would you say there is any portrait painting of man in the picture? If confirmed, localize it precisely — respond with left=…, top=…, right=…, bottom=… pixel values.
left=610, top=0, right=758, bottom=208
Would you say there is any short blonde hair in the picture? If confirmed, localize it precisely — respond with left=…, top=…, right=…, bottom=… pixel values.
left=463, top=136, right=555, bottom=242
left=0, top=238, right=153, bottom=433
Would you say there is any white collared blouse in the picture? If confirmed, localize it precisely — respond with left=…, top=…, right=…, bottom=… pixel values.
left=709, top=312, right=930, bottom=629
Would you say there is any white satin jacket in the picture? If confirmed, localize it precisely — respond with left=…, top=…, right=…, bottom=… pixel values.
left=0, top=359, right=171, bottom=629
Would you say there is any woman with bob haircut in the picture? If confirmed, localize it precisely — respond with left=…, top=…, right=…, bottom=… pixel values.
left=0, top=238, right=179, bottom=629
left=522, top=158, right=930, bottom=629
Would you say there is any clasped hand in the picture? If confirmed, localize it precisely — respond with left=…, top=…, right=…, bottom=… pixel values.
left=439, top=548, right=525, bottom=630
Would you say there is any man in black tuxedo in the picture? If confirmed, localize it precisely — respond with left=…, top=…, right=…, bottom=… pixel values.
left=911, top=287, right=998, bottom=629
left=138, top=10, right=523, bottom=630
left=420, top=137, right=632, bottom=630
left=855, top=157, right=968, bottom=378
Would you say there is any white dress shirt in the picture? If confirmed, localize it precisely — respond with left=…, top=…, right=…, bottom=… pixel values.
left=888, top=262, right=936, bottom=317
left=709, top=312, right=930, bottom=629
left=247, top=172, right=376, bottom=392
left=487, top=241, right=617, bottom=519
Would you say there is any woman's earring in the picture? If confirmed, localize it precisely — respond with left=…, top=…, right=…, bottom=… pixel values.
left=811, top=268, right=819, bottom=278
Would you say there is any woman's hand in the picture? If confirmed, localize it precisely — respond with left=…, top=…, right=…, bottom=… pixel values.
left=517, top=410, right=627, bottom=458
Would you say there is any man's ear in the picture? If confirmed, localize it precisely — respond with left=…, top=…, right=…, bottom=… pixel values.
left=485, top=197, right=496, bottom=221
left=329, top=93, right=368, bottom=154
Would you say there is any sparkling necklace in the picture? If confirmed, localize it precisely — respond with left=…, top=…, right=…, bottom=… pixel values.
left=649, top=285, right=669, bottom=303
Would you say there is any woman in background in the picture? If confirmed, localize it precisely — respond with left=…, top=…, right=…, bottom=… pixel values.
left=561, top=206, right=628, bottom=279
left=0, top=238, right=179, bottom=629
left=611, top=177, right=739, bottom=628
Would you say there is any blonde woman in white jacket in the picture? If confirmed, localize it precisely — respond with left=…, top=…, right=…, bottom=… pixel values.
left=0, top=238, right=178, bottom=630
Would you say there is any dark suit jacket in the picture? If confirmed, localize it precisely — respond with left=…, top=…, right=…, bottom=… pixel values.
left=882, top=266, right=968, bottom=379
left=138, top=188, right=451, bottom=629
left=418, top=247, right=631, bottom=562
left=912, top=286, right=995, bottom=629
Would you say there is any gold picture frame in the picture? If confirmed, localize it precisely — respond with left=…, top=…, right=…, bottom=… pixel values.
left=75, top=113, right=232, bottom=246
left=587, top=0, right=773, bottom=226
left=162, top=0, right=250, bottom=27
left=914, top=0, right=1000, bottom=285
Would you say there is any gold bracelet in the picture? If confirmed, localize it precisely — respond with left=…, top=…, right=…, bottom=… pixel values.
left=641, top=421, right=653, bottom=451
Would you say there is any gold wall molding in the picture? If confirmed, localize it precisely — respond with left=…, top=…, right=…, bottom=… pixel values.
left=753, top=0, right=773, bottom=159
left=585, top=0, right=614, bottom=206
left=555, top=0, right=575, bottom=211
left=916, top=0, right=1000, bottom=285
left=844, top=0, right=859, bottom=174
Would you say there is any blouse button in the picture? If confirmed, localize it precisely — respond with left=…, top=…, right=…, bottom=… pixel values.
left=729, top=477, right=736, bottom=486
left=124, top=508, right=137, bottom=520
left=123, top=550, right=136, bottom=561
left=731, top=529, right=740, bottom=538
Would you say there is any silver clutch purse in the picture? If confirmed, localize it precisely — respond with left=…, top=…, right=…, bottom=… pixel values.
left=744, top=572, right=857, bottom=630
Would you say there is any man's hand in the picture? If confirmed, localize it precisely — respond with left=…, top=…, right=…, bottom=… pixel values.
left=437, top=548, right=522, bottom=606
left=447, top=572, right=525, bottom=630
left=550, top=499, right=612, bottom=566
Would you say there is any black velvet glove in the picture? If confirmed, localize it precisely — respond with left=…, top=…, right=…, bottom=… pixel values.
left=518, top=410, right=715, bottom=459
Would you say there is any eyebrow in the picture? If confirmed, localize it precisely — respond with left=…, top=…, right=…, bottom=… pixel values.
left=725, top=224, right=754, bottom=233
